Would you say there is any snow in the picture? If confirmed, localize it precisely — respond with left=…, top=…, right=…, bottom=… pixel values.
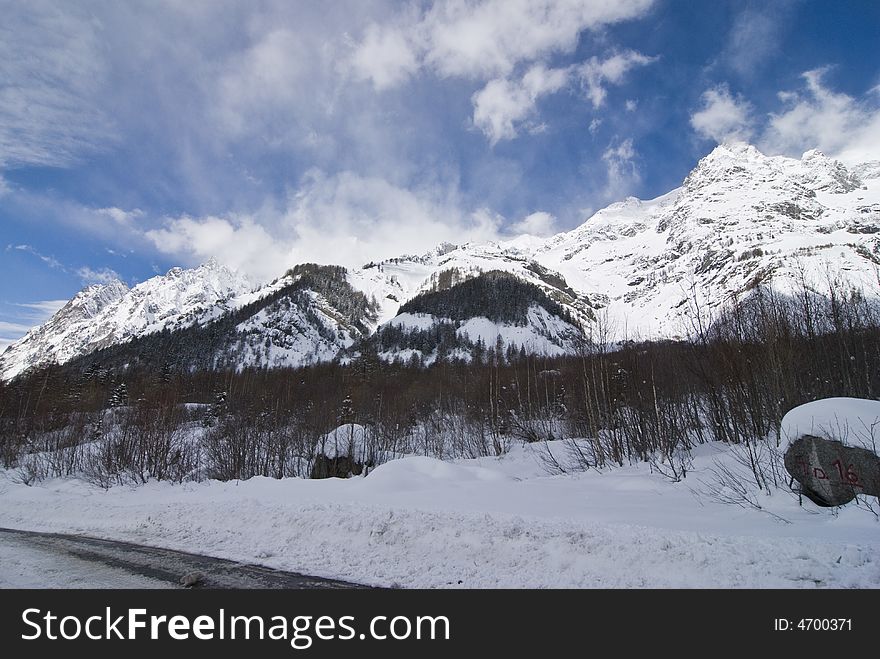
left=780, top=397, right=880, bottom=451
left=359, top=456, right=512, bottom=492
left=456, top=305, right=580, bottom=355
left=5, top=142, right=880, bottom=377
left=385, top=312, right=443, bottom=331
left=378, top=305, right=583, bottom=362
left=232, top=289, right=356, bottom=370
left=318, top=424, right=370, bottom=460
left=1, top=435, right=877, bottom=588
left=0, top=259, right=253, bottom=380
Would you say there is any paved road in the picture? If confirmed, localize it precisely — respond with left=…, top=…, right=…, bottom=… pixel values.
left=0, top=527, right=367, bottom=589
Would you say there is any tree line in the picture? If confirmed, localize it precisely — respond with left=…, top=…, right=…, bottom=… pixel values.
left=2, top=272, right=879, bottom=487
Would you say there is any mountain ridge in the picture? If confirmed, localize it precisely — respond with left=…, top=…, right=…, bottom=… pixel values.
left=3, top=142, right=879, bottom=380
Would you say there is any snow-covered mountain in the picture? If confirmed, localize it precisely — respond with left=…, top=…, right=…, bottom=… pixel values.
left=351, top=142, right=879, bottom=340
left=0, top=259, right=253, bottom=380
left=212, top=264, right=379, bottom=370
left=533, top=142, right=880, bottom=338
left=365, top=270, right=584, bottom=365
left=3, top=142, right=879, bottom=380
left=46, top=263, right=380, bottom=375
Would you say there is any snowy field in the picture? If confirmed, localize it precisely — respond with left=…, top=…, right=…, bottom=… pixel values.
left=1, top=432, right=877, bottom=588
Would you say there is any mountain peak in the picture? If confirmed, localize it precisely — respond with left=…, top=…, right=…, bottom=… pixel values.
left=67, top=279, right=130, bottom=317
left=801, top=148, right=827, bottom=161
left=4, top=141, right=880, bottom=381
left=699, top=141, right=767, bottom=167
left=795, top=148, right=863, bottom=193
left=77, top=278, right=129, bottom=298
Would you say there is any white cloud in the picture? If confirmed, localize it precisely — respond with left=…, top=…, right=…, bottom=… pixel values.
left=577, top=50, right=656, bottom=108
left=0, top=3, right=115, bottom=167
left=7, top=244, right=64, bottom=270
left=471, top=50, right=655, bottom=144
left=76, top=266, right=122, bottom=285
left=98, top=207, right=144, bottom=226
left=602, top=138, right=640, bottom=199
left=146, top=171, right=507, bottom=281
left=285, top=171, right=503, bottom=268
left=510, top=211, right=558, bottom=237
left=694, top=69, right=880, bottom=164
left=589, top=118, right=602, bottom=134
left=690, top=85, right=754, bottom=143
left=14, top=300, right=68, bottom=320
left=625, top=99, right=638, bottom=112
left=350, top=0, right=655, bottom=87
left=762, top=68, right=880, bottom=163
left=350, top=22, right=420, bottom=90
left=146, top=215, right=285, bottom=282
left=472, top=65, right=570, bottom=144
left=723, top=5, right=789, bottom=77
left=0, top=299, right=67, bottom=350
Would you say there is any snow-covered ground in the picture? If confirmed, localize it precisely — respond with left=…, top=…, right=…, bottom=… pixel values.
left=1, top=438, right=877, bottom=588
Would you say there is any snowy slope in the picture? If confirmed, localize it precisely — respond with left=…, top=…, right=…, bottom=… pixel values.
left=366, top=270, right=584, bottom=364
left=226, top=288, right=368, bottom=370
left=534, top=143, right=880, bottom=338
left=4, top=142, right=879, bottom=377
left=0, top=259, right=254, bottom=380
left=379, top=305, right=582, bottom=365
left=348, top=241, right=592, bottom=326
left=0, top=280, right=131, bottom=380
left=48, top=265, right=381, bottom=375
left=352, top=143, right=880, bottom=342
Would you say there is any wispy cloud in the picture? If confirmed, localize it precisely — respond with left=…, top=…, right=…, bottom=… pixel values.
left=691, top=69, right=880, bottom=163
left=0, top=299, right=67, bottom=352
left=0, top=320, right=34, bottom=335
left=690, top=85, right=754, bottom=143
left=13, top=300, right=68, bottom=320
left=722, top=4, right=793, bottom=78
left=602, top=138, right=640, bottom=200
left=472, top=65, right=570, bottom=144
left=471, top=49, right=656, bottom=145
left=7, top=244, right=64, bottom=270
left=97, top=207, right=144, bottom=226
left=577, top=50, right=657, bottom=109
left=76, top=266, right=122, bottom=285
left=6, top=243, right=123, bottom=287
left=0, top=2, right=116, bottom=167
left=350, top=0, right=655, bottom=86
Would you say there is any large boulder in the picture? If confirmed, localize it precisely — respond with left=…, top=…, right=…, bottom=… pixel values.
left=311, top=424, right=374, bottom=479
left=783, top=434, right=880, bottom=506
left=780, top=398, right=880, bottom=506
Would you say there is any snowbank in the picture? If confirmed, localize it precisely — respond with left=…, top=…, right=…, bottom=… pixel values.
left=318, top=424, right=370, bottom=460
left=1, top=443, right=877, bottom=588
left=780, top=398, right=880, bottom=452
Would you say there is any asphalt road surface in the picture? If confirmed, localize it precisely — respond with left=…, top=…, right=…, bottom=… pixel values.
left=0, top=527, right=367, bottom=589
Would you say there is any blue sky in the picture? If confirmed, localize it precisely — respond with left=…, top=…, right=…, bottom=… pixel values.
left=2, top=0, right=880, bottom=349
